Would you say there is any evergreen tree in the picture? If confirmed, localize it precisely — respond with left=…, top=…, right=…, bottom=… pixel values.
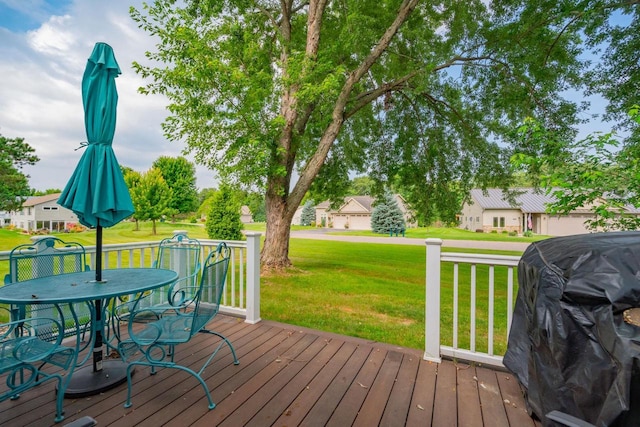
left=205, top=186, right=244, bottom=240
left=300, top=201, right=316, bottom=226
left=371, top=193, right=405, bottom=234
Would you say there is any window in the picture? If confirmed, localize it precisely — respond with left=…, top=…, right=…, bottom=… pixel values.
left=493, top=217, right=498, bottom=227
left=493, top=216, right=506, bottom=228
left=476, top=216, right=480, bottom=222
left=500, top=217, right=505, bottom=227
left=43, top=206, right=59, bottom=211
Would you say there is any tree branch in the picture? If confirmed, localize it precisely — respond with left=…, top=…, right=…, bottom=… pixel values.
left=289, top=0, right=419, bottom=207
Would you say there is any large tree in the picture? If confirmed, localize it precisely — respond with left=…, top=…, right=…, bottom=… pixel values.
left=0, top=134, right=39, bottom=211
left=132, top=0, right=597, bottom=268
left=152, top=156, right=199, bottom=218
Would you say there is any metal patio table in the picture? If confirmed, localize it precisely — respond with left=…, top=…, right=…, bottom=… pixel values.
left=0, top=268, right=178, bottom=397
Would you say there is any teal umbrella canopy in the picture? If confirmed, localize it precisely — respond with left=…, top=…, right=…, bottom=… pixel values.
left=58, top=42, right=134, bottom=229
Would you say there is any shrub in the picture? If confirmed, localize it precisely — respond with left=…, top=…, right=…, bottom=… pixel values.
left=205, top=186, right=244, bottom=240
left=508, top=231, right=517, bottom=236
left=491, top=230, right=498, bottom=233
left=524, top=230, right=533, bottom=237
left=475, top=228, right=484, bottom=233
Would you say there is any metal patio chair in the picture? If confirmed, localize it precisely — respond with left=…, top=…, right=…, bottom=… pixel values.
left=110, top=233, right=201, bottom=341
left=0, top=305, right=77, bottom=423
left=4, top=237, right=92, bottom=352
left=118, top=242, right=239, bottom=410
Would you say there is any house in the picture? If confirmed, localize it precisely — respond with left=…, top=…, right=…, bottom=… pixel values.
left=292, top=205, right=304, bottom=225
left=315, top=195, right=416, bottom=230
left=9, top=193, right=79, bottom=233
left=0, top=211, right=10, bottom=227
left=459, top=188, right=640, bottom=236
left=240, top=205, right=253, bottom=224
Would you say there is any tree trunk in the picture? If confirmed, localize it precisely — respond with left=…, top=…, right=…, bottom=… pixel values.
left=152, top=219, right=157, bottom=235
left=261, top=193, right=296, bottom=269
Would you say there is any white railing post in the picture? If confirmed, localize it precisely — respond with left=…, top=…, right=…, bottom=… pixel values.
left=244, top=232, right=261, bottom=324
left=425, top=238, right=442, bottom=363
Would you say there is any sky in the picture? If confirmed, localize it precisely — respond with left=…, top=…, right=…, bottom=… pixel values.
left=0, top=0, right=217, bottom=191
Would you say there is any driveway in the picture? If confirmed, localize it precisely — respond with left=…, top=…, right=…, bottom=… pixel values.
left=290, top=229, right=531, bottom=252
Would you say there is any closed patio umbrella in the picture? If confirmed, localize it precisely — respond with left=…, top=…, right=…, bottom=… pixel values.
left=58, top=42, right=134, bottom=395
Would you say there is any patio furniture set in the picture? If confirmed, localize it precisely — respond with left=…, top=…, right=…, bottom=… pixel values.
left=0, top=234, right=237, bottom=424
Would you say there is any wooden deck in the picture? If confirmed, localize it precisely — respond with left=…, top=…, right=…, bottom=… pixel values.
left=1, top=315, right=540, bottom=426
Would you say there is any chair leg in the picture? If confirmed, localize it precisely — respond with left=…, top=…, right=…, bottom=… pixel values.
left=174, top=364, right=216, bottom=410
left=124, top=364, right=136, bottom=408
left=53, top=373, right=65, bottom=423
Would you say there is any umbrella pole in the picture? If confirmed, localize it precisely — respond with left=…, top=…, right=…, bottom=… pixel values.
left=94, top=221, right=103, bottom=372
left=96, top=224, right=102, bottom=282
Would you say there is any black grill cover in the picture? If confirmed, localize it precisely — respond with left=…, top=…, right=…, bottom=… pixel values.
left=504, top=232, right=640, bottom=426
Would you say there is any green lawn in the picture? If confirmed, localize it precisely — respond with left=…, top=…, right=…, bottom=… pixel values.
left=261, top=238, right=520, bottom=355
left=1, top=222, right=522, bottom=354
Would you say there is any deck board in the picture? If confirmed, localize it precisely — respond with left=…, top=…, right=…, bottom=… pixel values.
left=0, top=315, right=540, bottom=426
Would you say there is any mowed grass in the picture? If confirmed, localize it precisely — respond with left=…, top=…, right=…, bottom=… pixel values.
left=1, top=222, right=523, bottom=354
left=261, top=239, right=522, bottom=355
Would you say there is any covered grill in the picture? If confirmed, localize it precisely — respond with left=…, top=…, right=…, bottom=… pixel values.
left=504, top=232, right=640, bottom=426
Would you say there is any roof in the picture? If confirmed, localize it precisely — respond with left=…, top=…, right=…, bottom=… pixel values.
left=469, top=188, right=640, bottom=214
left=314, top=195, right=410, bottom=215
left=469, top=188, right=556, bottom=213
left=22, top=193, right=62, bottom=207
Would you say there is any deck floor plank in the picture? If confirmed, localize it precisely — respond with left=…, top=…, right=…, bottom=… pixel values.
left=0, top=316, right=538, bottom=427
left=457, top=364, right=483, bottom=427
left=353, top=350, right=403, bottom=427
left=405, top=358, right=437, bottom=426
left=272, top=341, right=358, bottom=426
left=476, top=366, right=510, bottom=427
left=379, top=352, right=420, bottom=427
left=432, top=358, right=458, bottom=427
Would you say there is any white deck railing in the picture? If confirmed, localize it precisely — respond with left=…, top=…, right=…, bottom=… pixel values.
left=0, top=232, right=262, bottom=324
left=1, top=233, right=519, bottom=367
left=424, top=238, right=520, bottom=367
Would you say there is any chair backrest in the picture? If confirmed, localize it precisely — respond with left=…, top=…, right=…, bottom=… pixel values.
left=152, top=233, right=201, bottom=307
left=5, top=237, right=89, bottom=284
left=190, top=242, right=231, bottom=334
left=4, top=237, right=89, bottom=341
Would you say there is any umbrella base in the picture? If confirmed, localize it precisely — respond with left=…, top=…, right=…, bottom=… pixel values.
left=63, top=360, right=133, bottom=398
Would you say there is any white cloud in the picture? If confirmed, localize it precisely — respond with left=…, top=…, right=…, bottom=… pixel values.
left=0, top=0, right=216, bottom=191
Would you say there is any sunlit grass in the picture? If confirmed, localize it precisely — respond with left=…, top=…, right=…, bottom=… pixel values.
left=262, top=239, right=521, bottom=354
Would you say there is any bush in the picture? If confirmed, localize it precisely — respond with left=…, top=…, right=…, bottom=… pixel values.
left=508, top=231, right=517, bottom=236
left=475, top=228, right=484, bottom=233
left=205, top=186, right=244, bottom=240
left=524, top=230, right=533, bottom=237
left=490, top=230, right=498, bottom=233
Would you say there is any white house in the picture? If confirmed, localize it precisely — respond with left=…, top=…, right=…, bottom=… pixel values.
left=10, top=193, right=79, bottom=233
left=240, top=205, right=253, bottom=224
left=459, top=188, right=640, bottom=236
left=0, top=211, right=10, bottom=227
left=314, top=195, right=416, bottom=230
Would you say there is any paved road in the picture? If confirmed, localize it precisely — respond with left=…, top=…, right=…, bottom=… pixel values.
left=290, top=229, right=532, bottom=252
